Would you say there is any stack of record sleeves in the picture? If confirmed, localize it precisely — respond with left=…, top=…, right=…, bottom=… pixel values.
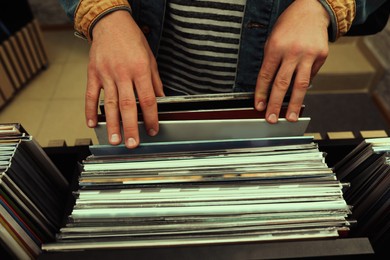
left=43, top=136, right=352, bottom=252
left=333, top=137, right=390, bottom=254
left=0, top=123, right=69, bottom=259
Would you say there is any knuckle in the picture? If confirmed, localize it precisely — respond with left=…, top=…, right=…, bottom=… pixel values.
left=87, top=61, right=96, bottom=73
left=267, top=37, right=282, bottom=51
left=105, top=98, right=119, bottom=109
left=139, top=94, right=156, bottom=108
left=274, top=77, right=290, bottom=91
left=289, top=44, right=305, bottom=57
left=294, top=79, right=311, bottom=90
left=303, top=48, right=317, bottom=58
left=131, top=60, right=151, bottom=77
left=306, top=46, right=329, bottom=60
left=88, top=62, right=102, bottom=79
left=150, top=56, right=158, bottom=70
left=85, top=90, right=98, bottom=101
left=119, top=98, right=137, bottom=110
left=318, top=48, right=329, bottom=60
left=259, top=71, right=274, bottom=83
left=112, top=65, right=131, bottom=83
left=97, top=65, right=111, bottom=79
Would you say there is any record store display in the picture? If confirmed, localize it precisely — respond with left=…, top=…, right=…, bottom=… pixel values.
left=42, top=135, right=353, bottom=252
left=333, top=137, right=390, bottom=255
left=0, top=1, right=49, bottom=109
left=0, top=123, right=69, bottom=259
left=2, top=93, right=388, bottom=258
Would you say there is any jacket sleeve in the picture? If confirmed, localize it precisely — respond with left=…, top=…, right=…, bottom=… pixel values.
left=318, top=0, right=388, bottom=41
left=58, top=0, right=79, bottom=22
left=59, top=0, right=132, bottom=42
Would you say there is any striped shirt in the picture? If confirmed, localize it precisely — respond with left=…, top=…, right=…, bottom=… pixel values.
left=157, top=0, right=247, bottom=95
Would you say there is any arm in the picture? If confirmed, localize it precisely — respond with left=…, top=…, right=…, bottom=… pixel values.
left=254, top=0, right=387, bottom=124
left=59, top=0, right=164, bottom=148
left=254, top=0, right=330, bottom=124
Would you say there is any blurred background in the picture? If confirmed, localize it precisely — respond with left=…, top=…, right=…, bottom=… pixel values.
left=0, top=0, right=389, bottom=147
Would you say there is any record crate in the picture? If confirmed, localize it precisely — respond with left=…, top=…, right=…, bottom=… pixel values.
left=37, top=130, right=389, bottom=260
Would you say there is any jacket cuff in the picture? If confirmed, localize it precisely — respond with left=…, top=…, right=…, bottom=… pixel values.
left=318, top=0, right=356, bottom=42
left=74, top=0, right=132, bottom=42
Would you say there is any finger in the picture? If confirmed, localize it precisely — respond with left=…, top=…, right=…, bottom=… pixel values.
left=117, top=81, right=140, bottom=149
left=133, top=72, right=159, bottom=138
left=151, top=62, right=165, bottom=97
left=265, top=60, right=297, bottom=124
left=102, top=79, right=122, bottom=145
left=286, top=61, right=313, bottom=122
left=255, top=45, right=281, bottom=111
left=85, top=67, right=101, bottom=128
left=311, top=45, right=328, bottom=78
left=148, top=48, right=165, bottom=97
left=311, top=58, right=326, bottom=79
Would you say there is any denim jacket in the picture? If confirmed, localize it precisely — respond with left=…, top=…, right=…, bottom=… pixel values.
left=59, top=0, right=386, bottom=91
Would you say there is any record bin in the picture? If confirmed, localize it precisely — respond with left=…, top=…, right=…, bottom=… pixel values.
left=33, top=135, right=388, bottom=260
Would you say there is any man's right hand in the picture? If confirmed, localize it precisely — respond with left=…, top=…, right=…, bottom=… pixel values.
left=87, top=10, right=164, bottom=148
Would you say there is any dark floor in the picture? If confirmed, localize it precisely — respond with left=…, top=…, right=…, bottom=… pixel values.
left=303, top=92, right=390, bottom=136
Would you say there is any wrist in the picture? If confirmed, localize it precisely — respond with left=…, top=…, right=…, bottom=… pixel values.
left=314, top=0, right=331, bottom=27
left=92, top=10, right=133, bottom=41
left=74, top=0, right=132, bottom=42
left=295, top=0, right=330, bottom=27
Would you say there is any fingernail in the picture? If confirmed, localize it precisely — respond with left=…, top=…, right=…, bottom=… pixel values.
left=268, top=114, right=278, bottom=123
left=148, top=128, right=157, bottom=136
left=127, top=138, right=137, bottom=147
left=87, top=119, right=95, bottom=128
left=111, top=134, right=120, bottom=143
left=256, top=101, right=265, bottom=111
left=288, top=112, right=298, bottom=121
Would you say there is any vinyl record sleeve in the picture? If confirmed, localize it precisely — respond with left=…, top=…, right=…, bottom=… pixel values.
left=0, top=175, right=56, bottom=237
left=89, top=136, right=314, bottom=156
left=69, top=200, right=349, bottom=219
left=82, top=150, right=324, bottom=172
left=86, top=142, right=320, bottom=163
left=0, top=189, right=46, bottom=242
left=43, top=227, right=339, bottom=251
left=20, top=138, right=68, bottom=190
left=99, top=92, right=259, bottom=114
left=95, top=118, right=311, bottom=144
left=0, top=218, right=33, bottom=260
left=57, top=221, right=349, bottom=241
left=98, top=106, right=305, bottom=122
left=59, top=215, right=347, bottom=234
left=0, top=202, right=41, bottom=256
left=0, top=196, right=41, bottom=245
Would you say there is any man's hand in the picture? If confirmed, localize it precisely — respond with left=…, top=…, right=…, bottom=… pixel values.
left=87, top=10, right=164, bottom=148
left=255, top=0, right=330, bottom=123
